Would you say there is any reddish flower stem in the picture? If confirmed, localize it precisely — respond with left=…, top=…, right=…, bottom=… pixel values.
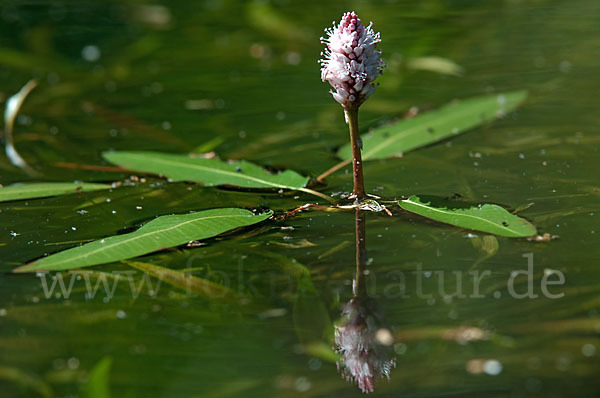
left=345, top=107, right=366, bottom=201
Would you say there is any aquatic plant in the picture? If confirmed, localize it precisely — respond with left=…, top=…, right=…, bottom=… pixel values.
left=3, top=10, right=540, bottom=275
left=320, top=11, right=385, bottom=201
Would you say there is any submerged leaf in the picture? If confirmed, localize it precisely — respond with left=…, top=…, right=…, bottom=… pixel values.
left=269, top=238, right=317, bottom=249
left=15, top=208, right=272, bottom=272
left=82, top=357, right=112, bottom=398
left=257, top=251, right=332, bottom=342
left=0, top=182, right=111, bottom=202
left=246, top=1, right=307, bottom=41
left=0, top=366, right=53, bottom=398
left=125, top=260, right=242, bottom=303
left=304, top=341, right=340, bottom=363
left=338, top=91, right=527, bottom=160
left=406, top=56, right=464, bottom=76
left=293, top=264, right=332, bottom=343
left=399, top=195, right=537, bottom=237
left=470, top=235, right=500, bottom=267
left=103, top=151, right=309, bottom=190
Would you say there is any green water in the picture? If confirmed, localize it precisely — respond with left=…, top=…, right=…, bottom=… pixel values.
left=1, top=0, right=599, bottom=396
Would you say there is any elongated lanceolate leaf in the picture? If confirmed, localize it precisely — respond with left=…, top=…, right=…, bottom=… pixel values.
left=338, top=91, right=527, bottom=160
left=399, top=195, right=537, bottom=237
left=15, top=208, right=272, bottom=272
left=103, top=151, right=309, bottom=190
left=0, top=182, right=110, bottom=202
left=82, top=357, right=112, bottom=398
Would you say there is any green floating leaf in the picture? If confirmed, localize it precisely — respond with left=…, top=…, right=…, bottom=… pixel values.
left=103, top=151, right=309, bottom=190
left=15, top=208, right=272, bottom=272
left=399, top=195, right=537, bottom=237
left=0, top=182, right=110, bottom=202
left=82, top=357, right=112, bottom=398
left=338, top=90, right=528, bottom=160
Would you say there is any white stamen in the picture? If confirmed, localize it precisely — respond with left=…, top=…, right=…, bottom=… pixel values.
left=319, top=11, right=385, bottom=109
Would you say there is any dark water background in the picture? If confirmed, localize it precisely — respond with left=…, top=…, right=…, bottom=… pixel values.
left=0, top=0, right=599, bottom=396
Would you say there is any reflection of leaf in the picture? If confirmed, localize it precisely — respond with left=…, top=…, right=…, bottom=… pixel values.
left=399, top=195, right=537, bottom=237
left=82, top=356, right=111, bottom=398
left=15, top=208, right=272, bottom=272
left=338, top=91, right=528, bottom=160
left=103, top=151, right=309, bottom=190
left=125, top=260, right=242, bottom=303
left=0, top=182, right=111, bottom=202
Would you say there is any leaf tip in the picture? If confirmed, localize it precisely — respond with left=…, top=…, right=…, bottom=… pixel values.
left=101, top=150, right=115, bottom=160
left=13, top=263, right=35, bottom=273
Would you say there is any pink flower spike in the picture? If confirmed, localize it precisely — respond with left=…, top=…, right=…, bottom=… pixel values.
left=319, top=11, right=385, bottom=110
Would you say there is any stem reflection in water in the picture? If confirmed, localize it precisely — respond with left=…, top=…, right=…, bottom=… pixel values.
left=334, top=209, right=396, bottom=393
